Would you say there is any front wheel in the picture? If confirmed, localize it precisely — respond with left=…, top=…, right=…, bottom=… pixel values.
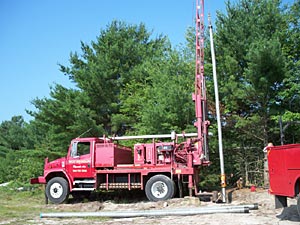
left=46, top=177, right=69, bottom=204
left=145, top=175, right=175, bottom=201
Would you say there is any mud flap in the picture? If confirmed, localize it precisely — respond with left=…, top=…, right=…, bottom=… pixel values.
left=275, top=195, right=287, bottom=209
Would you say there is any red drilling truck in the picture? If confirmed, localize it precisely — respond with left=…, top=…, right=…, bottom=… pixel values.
left=30, top=132, right=210, bottom=204
left=30, top=0, right=211, bottom=204
left=266, top=144, right=300, bottom=214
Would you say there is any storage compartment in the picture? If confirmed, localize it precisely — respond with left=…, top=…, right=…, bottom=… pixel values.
left=95, top=143, right=133, bottom=168
left=267, top=144, right=300, bottom=197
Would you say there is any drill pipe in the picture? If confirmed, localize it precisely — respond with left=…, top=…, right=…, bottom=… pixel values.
left=40, top=205, right=252, bottom=218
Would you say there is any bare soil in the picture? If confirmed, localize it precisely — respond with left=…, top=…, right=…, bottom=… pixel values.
left=7, top=188, right=300, bottom=225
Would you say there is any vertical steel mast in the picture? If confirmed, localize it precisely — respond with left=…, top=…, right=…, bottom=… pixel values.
left=193, top=0, right=209, bottom=163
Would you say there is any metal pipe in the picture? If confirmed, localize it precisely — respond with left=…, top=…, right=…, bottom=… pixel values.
left=108, top=133, right=198, bottom=141
left=208, top=14, right=226, bottom=203
left=40, top=206, right=250, bottom=218
left=244, top=203, right=259, bottom=210
left=216, top=204, right=258, bottom=210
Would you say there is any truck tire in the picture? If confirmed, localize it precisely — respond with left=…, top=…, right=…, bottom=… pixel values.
left=297, top=196, right=300, bottom=217
left=46, top=177, right=69, bottom=204
left=145, top=175, right=175, bottom=201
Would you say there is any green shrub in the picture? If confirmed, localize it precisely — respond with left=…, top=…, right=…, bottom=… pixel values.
left=0, top=148, right=63, bottom=186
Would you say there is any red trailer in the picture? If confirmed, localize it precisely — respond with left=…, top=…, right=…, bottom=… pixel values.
left=266, top=144, right=300, bottom=214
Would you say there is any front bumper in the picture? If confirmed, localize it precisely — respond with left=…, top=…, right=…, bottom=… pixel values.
left=30, top=176, right=46, bottom=184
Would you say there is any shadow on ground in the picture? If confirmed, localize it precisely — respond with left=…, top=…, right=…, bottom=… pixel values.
left=276, top=205, right=300, bottom=222
left=68, top=189, right=148, bottom=204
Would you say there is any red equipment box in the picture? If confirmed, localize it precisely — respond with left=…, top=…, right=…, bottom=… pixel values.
left=268, top=144, right=300, bottom=197
left=95, top=143, right=133, bottom=168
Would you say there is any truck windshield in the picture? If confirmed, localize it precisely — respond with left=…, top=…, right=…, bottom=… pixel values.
left=70, top=142, right=78, bottom=157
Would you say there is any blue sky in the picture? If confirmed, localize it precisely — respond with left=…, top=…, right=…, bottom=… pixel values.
left=0, top=0, right=294, bottom=123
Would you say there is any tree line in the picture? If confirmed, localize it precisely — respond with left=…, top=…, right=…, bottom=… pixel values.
left=0, top=0, right=299, bottom=188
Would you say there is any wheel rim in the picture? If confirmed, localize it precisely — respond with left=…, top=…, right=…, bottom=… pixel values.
left=50, top=182, right=64, bottom=199
left=151, top=181, right=168, bottom=199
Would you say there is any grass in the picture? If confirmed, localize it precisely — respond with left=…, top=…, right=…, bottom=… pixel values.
left=0, top=186, right=113, bottom=224
left=0, top=187, right=46, bottom=224
left=0, top=186, right=148, bottom=224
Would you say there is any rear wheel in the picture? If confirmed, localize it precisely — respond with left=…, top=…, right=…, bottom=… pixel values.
left=145, top=175, right=175, bottom=201
left=46, top=177, right=69, bottom=204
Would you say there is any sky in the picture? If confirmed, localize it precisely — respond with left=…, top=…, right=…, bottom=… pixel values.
left=0, top=0, right=294, bottom=123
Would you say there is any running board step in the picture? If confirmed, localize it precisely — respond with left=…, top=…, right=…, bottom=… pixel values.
left=72, top=188, right=95, bottom=191
left=73, top=180, right=96, bottom=184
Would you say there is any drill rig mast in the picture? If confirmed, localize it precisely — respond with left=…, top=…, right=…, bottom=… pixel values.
left=193, top=0, right=210, bottom=163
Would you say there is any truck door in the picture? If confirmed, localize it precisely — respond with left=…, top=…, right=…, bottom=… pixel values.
left=66, top=141, right=94, bottom=179
left=268, top=149, right=287, bottom=195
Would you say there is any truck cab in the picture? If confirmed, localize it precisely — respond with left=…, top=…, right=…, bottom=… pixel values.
left=30, top=137, right=111, bottom=203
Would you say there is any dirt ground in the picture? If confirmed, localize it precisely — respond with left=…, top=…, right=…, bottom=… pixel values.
left=26, top=188, right=300, bottom=225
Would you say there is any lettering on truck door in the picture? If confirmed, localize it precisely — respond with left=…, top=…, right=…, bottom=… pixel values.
left=67, top=141, right=93, bottom=178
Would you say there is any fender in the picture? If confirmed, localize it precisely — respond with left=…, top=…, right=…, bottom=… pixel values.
left=44, top=169, right=75, bottom=192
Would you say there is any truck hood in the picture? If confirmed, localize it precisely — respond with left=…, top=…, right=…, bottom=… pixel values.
left=44, top=157, right=66, bottom=170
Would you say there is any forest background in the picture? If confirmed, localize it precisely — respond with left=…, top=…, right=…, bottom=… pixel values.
left=0, top=0, right=300, bottom=190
